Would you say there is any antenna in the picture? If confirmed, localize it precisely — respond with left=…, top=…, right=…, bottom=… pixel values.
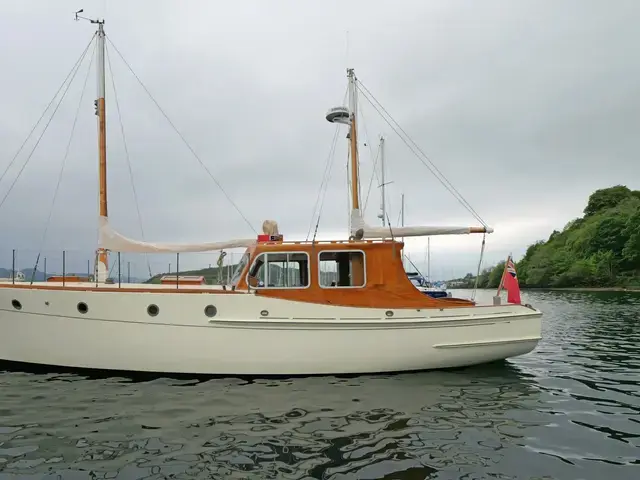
left=74, top=9, right=104, bottom=24
left=345, top=30, right=350, bottom=69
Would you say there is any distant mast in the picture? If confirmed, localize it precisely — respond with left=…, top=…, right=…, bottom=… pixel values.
left=401, top=193, right=405, bottom=268
left=377, top=135, right=386, bottom=226
left=76, top=10, right=109, bottom=282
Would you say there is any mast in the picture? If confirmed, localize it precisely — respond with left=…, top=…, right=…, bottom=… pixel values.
left=95, top=19, right=108, bottom=282
left=347, top=68, right=360, bottom=212
left=377, top=135, right=386, bottom=226
left=75, top=10, right=109, bottom=282
left=401, top=193, right=405, bottom=268
left=427, top=237, right=431, bottom=283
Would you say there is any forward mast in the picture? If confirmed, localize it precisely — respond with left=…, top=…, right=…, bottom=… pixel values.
left=75, top=10, right=109, bottom=283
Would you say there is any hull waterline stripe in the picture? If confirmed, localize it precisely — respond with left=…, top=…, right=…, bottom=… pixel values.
left=433, top=336, right=542, bottom=349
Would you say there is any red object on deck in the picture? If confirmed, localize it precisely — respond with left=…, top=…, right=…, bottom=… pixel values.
left=257, top=234, right=284, bottom=242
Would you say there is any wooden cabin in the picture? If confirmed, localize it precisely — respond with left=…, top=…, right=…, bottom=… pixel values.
left=234, top=238, right=475, bottom=309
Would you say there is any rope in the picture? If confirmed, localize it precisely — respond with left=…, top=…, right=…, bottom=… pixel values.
left=105, top=35, right=257, bottom=235
left=471, top=233, right=486, bottom=301
left=30, top=40, right=97, bottom=284
left=105, top=43, right=153, bottom=279
left=356, top=80, right=488, bottom=228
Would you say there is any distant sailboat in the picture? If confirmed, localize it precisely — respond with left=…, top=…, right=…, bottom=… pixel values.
left=397, top=195, right=450, bottom=299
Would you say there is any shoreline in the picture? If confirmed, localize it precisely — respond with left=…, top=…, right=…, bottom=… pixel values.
left=451, top=286, right=640, bottom=293
left=529, top=286, right=640, bottom=293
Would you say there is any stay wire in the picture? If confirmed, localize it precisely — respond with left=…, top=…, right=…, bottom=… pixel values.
left=306, top=124, right=340, bottom=241
left=311, top=128, right=340, bottom=243
left=105, top=35, right=257, bottom=235
left=306, top=85, right=348, bottom=241
left=0, top=32, right=97, bottom=191
left=31, top=40, right=97, bottom=284
left=0, top=35, right=94, bottom=213
left=357, top=98, right=382, bottom=214
left=356, top=80, right=488, bottom=228
left=105, top=43, right=153, bottom=279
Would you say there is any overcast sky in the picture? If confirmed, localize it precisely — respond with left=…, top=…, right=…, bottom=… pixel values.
left=0, top=0, right=639, bottom=280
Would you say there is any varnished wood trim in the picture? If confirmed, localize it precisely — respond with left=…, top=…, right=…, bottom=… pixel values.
left=0, top=284, right=246, bottom=294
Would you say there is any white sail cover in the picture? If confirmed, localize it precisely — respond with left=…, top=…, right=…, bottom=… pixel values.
left=98, top=216, right=256, bottom=253
left=349, top=209, right=493, bottom=239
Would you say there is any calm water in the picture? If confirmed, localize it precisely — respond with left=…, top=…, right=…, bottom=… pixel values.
left=1, top=290, right=639, bottom=480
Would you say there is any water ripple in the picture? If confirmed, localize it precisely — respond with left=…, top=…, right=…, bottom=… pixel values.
left=0, top=290, right=639, bottom=479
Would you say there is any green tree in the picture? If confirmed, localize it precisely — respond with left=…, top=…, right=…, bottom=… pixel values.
left=491, top=185, right=640, bottom=288
left=583, top=185, right=632, bottom=216
left=622, top=211, right=640, bottom=269
left=487, top=261, right=505, bottom=289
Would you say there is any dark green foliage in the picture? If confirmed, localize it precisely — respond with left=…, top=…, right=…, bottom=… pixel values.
left=583, top=185, right=633, bottom=216
left=459, top=186, right=640, bottom=288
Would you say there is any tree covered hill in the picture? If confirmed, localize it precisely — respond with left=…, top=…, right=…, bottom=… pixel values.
left=453, top=186, right=640, bottom=289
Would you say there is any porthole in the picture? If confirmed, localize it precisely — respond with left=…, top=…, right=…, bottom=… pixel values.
left=260, top=309, right=269, bottom=317
left=385, top=310, right=394, bottom=318
left=147, top=304, right=159, bottom=317
left=11, top=299, right=22, bottom=310
left=204, top=305, right=217, bottom=318
left=77, top=302, right=88, bottom=314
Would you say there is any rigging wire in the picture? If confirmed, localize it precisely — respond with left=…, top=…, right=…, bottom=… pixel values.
left=310, top=127, right=340, bottom=243
left=471, top=233, right=486, bottom=301
left=0, top=36, right=94, bottom=213
left=358, top=97, right=382, bottom=213
left=0, top=32, right=97, bottom=192
left=362, top=142, right=380, bottom=212
left=306, top=124, right=340, bottom=241
left=357, top=94, right=394, bottom=224
left=306, top=85, right=348, bottom=241
left=105, top=43, right=152, bottom=279
left=105, top=35, right=257, bottom=235
left=356, top=80, right=488, bottom=228
left=30, top=39, right=97, bottom=283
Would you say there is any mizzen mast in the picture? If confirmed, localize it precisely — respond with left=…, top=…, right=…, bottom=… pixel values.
left=346, top=68, right=360, bottom=212
left=75, top=9, right=109, bottom=282
left=326, top=68, right=362, bottom=215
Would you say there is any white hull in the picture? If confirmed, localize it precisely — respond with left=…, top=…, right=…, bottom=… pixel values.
left=0, top=283, right=542, bottom=375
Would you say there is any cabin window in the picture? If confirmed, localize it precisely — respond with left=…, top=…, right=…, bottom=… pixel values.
left=247, top=252, right=310, bottom=289
left=318, top=250, right=366, bottom=288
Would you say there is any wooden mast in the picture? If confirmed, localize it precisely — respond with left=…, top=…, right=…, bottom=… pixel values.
left=347, top=68, right=360, bottom=212
left=94, top=18, right=108, bottom=282
left=346, top=68, right=364, bottom=284
left=74, top=11, right=109, bottom=283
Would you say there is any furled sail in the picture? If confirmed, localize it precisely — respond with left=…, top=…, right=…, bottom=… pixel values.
left=98, top=216, right=256, bottom=253
left=349, top=209, right=493, bottom=239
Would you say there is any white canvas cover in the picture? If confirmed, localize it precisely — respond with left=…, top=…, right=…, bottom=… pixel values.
left=98, top=216, right=256, bottom=253
left=349, top=209, right=493, bottom=239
